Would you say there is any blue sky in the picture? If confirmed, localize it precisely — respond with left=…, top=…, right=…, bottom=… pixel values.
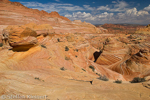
left=10, top=0, right=150, bottom=25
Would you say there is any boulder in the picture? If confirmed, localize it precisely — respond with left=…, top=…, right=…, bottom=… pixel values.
left=7, top=25, right=38, bottom=51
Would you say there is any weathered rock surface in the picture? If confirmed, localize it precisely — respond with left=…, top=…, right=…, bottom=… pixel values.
left=0, top=0, right=150, bottom=100
left=136, top=25, right=150, bottom=34
left=5, top=25, right=38, bottom=51
left=101, top=23, right=145, bottom=34
left=0, top=31, right=150, bottom=100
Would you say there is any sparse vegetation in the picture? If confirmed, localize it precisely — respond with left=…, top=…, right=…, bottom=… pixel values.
left=96, top=73, right=101, bottom=76
left=82, top=68, right=86, bottom=72
left=97, top=75, right=109, bottom=81
left=57, top=38, right=60, bottom=42
left=114, top=79, right=122, bottom=84
left=65, top=56, right=70, bottom=60
left=130, top=77, right=146, bottom=83
left=0, top=43, right=3, bottom=47
left=65, top=46, right=69, bottom=51
left=35, top=77, right=40, bottom=80
left=75, top=49, right=78, bottom=52
left=41, top=45, right=47, bottom=48
left=89, top=65, right=95, bottom=72
left=60, top=67, right=65, bottom=71
left=75, top=55, right=78, bottom=57
left=35, top=77, right=44, bottom=82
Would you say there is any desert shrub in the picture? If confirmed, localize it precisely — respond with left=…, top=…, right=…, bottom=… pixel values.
left=75, top=55, right=78, bottom=57
left=60, top=67, right=65, bottom=71
left=35, top=77, right=40, bottom=80
left=97, top=75, right=109, bottom=81
left=96, top=73, right=101, bottom=76
left=0, top=43, right=3, bottom=47
left=130, top=77, right=146, bottom=83
left=114, top=79, right=122, bottom=84
left=82, top=68, right=86, bottom=72
left=89, top=65, right=95, bottom=72
left=57, top=38, right=60, bottom=42
left=35, top=77, right=44, bottom=82
left=75, top=49, right=78, bottom=52
left=41, top=45, right=47, bottom=48
left=65, top=56, right=70, bottom=60
left=65, top=46, right=69, bottom=51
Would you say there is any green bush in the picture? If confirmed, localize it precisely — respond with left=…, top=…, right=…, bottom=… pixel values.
left=96, top=73, right=100, bottom=76
left=89, top=65, right=95, bottom=72
left=75, top=49, right=78, bottom=52
left=35, top=77, right=40, bottom=80
left=57, top=38, right=60, bottom=42
left=65, top=56, right=70, bottom=60
left=41, top=45, right=47, bottom=48
left=35, top=77, right=44, bottom=82
left=65, top=46, right=69, bottom=51
left=97, top=75, right=109, bottom=81
left=82, top=68, right=86, bottom=72
left=114, top=79, right=122, bottom=84
left=0, top=43, right=3, bottom=47
left=60, top=67, right=65, bottom=71
left=130, top=77, right=146, bottom=83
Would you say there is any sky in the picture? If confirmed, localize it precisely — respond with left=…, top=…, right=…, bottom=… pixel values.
left=10, top=0, right=150, bottom=25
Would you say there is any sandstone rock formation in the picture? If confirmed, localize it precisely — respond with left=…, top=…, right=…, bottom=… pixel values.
left=101, top=23, right=145, bottom=34
left=7, top=26, right=37, bottom=51
left=136, top=25, right=150, bottom=34
left=0, top=30, right=150, bottom=99
left=0, top=0, right=150, bottom=99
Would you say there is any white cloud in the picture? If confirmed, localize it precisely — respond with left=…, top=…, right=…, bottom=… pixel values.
left=97, top=1, right=129, bottom=12
left=122, top=8, right=149, bottom=17
left=144, top=5, right=150, bottom=11
left=83, top=5, right=95, bottom=11
left=65, top=12, right=95, bottom=21
left=65, top=11, right=114, bottom=22
left=57, top=5, right=83, bottom=11
left=114, top=1, right=128, bottom=9
left=21, top=2, right=84, bottom=13
left=97, top=5, right=110, bottom=10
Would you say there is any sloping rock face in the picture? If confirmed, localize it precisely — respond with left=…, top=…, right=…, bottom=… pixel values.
left=0, top=0, right=100, bottom=34
left=0, top=30, right=150, bottom=99
left=0, top=0, right=150, bottom=100
left=0, top=23, right=150, bottom=99
left=135, top=24, right=150, bottom=34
